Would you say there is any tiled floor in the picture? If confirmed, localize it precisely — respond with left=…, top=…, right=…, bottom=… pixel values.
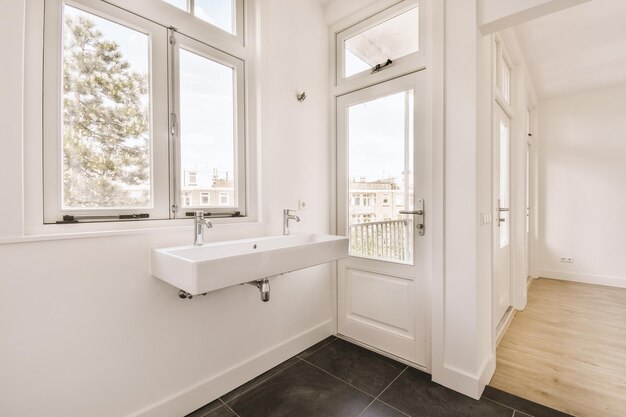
left=186, top=337, right=574, bottom=417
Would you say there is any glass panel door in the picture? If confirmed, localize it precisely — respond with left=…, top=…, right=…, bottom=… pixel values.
left=346, top=89, right=414, bottom=263
left=499, top=113, right=510, bottom=248
left=337, top=71, right=427, bottom=365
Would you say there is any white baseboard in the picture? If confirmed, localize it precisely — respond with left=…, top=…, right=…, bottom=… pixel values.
left=537, top=269, right=626, bottom=289
left=432, top=353, right=495, bottom=400
left=128, top=320, right=334, bottom=417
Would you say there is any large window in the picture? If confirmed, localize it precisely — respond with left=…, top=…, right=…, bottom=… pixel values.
left=42, top=0, right=248, bottom=223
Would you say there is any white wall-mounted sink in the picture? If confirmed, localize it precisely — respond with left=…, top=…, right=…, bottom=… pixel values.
left=151, top=233, right=349, bottom=295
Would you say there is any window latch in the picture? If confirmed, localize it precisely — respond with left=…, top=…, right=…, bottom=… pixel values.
left=371, top=58, right=393, bottom=74
left=57, top=213, right=149, bottom=223
left=183, top=211, right=242, bottom=218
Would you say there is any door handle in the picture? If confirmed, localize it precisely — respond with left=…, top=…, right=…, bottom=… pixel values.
left=497, top=200, right=509, bottom=227
left=399, top=210, right=423, bottom=215
left=400, top=199, right=425, bottom=236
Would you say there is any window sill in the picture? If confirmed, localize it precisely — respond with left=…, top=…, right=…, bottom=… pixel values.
left=1, top=216, right=263, bottom=245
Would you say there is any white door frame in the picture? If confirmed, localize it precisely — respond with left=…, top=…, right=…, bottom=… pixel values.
left=336, top=71, right=429, bottom=366
left=493, top=102, right=513, bottom=326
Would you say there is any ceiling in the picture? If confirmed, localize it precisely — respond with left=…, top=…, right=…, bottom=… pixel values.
left=514, top=0, right=626, bottom=99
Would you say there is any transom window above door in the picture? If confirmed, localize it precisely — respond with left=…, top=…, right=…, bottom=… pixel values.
left=336, top=2, right=422, bottom=85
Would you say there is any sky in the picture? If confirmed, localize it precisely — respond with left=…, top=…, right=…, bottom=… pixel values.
left=348, top=90, right=414, bottom=182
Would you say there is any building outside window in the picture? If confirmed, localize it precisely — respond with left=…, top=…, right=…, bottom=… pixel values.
left=183, top=192, right=192, bottom=206
left=188, top=171, right=198, bottom=186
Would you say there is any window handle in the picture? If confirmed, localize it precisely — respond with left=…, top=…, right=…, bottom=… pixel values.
left=371, top=58, right=393, bottom=74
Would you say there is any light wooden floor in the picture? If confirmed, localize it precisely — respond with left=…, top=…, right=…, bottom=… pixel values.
left=490, top=278, right=626, bottom=417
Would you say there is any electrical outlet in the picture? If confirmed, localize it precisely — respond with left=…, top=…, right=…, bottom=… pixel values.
left=298, top=200, right=307, bottom=210
left=560, top=256, right=574, bottom=263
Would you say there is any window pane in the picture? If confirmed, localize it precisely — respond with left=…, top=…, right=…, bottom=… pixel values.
left=62, top=5, right=151, bottom=209
left=499, top=117, right=510, bottom=248
left=195, top=0, right=234, bottom=34
left=502, top=60, right=511, bottom=102
left=348, top=90, right=414, bottom=263
left=179, top=48, right=235, bottom=208
left=344, top=7, right=419, bottom=77
left=162, top=0, right=188, bottom=11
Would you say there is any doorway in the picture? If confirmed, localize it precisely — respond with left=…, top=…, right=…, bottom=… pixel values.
left=336, top=72, right=428, bottom=366
left=493, top=103, right=512, bottom=326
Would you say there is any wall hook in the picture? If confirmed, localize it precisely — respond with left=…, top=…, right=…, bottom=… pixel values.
left=296, top=91, right=306, bottom=102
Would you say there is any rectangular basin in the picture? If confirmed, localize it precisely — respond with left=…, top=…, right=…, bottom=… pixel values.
left=151, top=233, right=349, bottom=295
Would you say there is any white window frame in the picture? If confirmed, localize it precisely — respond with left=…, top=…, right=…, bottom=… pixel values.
left=494, top=33, right=514, bottom=112
left=161, top=0, right=245, bottom=44
left=170, top=31, right=246, bottom=217
left=42, top=0, right=171, bottom=223
left=335, top=1, right=425, bottom=91
left=36, top=0, right=253, bottom=226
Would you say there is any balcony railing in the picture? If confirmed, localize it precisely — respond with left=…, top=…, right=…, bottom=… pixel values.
left=349, top=219, right=413, bottom=262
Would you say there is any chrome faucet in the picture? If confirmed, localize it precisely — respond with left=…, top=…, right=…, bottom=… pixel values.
left=283, top=209, right=300, bottom=235
left=193, top=211, right=213, bottom=246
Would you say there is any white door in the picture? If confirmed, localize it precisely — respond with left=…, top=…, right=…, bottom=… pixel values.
left=337, top=72, right=427, bottom=365
left=494, top=104, right=512, bottom=324
left=526, top=107, right=533, bottom=279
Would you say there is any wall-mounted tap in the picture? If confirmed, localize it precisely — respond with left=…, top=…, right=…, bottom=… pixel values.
left=194, top=211, right=213, bottom=246
left=283, top=209, right=300, bottom=235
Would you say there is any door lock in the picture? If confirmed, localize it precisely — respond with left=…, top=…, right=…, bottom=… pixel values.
left=497, top=199, right=509, bottom=227
left=400, top=199, right=425, bottom=236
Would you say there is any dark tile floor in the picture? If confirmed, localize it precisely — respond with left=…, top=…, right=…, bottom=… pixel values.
left=186, top=336, right=574, bottom=417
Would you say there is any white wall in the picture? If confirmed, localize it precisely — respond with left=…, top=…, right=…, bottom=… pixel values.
left=431, top=0, right=495, bottom=400
left=537, top=83, right=626, bottom=288
left=0, top=0, right=24, bottom=237
left=0, top=1, right=332, bottom=416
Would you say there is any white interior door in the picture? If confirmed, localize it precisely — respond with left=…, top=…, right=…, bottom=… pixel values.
left=526, top=106, right=533, bottom=279
left=494, top=104, right=512, bottom=324
left=337, top=72, right=427, bottom=365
